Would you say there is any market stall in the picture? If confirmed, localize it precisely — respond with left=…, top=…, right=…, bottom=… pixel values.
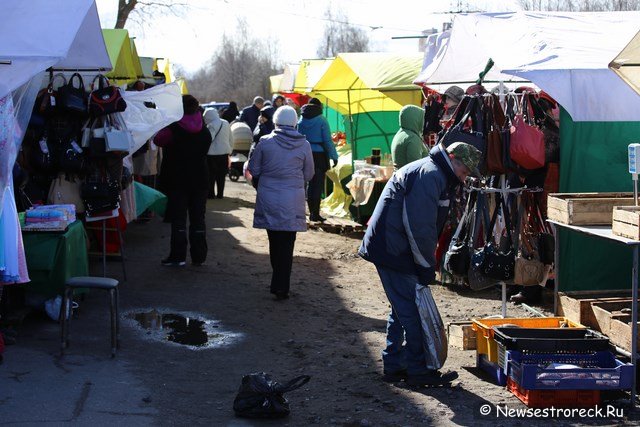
left=413, top=10, right=640, bottom=408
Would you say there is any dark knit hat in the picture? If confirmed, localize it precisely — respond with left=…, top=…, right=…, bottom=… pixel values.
left=309, top=97, right=322, bottom=107
left=182, top=94, right=200, bottom=115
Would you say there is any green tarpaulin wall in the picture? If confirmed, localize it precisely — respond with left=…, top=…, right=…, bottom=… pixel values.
left=346, top=111, right=398, bottom=161
left=325, top=105, right=346, bottom=133
left=559, top=107, right=640, bottom=291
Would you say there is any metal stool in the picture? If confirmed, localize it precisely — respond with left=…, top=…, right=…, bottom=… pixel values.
left=61, top=276, right=120, bottom=357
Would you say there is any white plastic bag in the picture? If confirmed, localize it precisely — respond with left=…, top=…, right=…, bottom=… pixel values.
left=415, top=285, right=448, bottom=370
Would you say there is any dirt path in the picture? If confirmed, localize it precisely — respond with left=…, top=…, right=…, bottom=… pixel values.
left=2, top=180, right=636, bottom=426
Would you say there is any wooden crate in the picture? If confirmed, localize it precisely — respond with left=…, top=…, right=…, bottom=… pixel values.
left=557, top=290, right=631, bottom=329
left=612, top=206, right=640, bottom=240
left=591, top=299, right=639, bottom=352
left=547, top=193, right=634, bottom=225
left=447, top=321, right=476, bottom=350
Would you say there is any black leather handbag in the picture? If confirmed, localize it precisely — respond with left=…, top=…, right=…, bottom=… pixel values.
left=58, top=73, right=88, bottom=114
left=81, top=174, right=121, bottom=215
left=89, top=75, right=127, bottom=116
left=439, top=95, right=486, bottom=153
left=444, top=194, right=475, bottom=276
left=476, top=195, right=516, bottom=281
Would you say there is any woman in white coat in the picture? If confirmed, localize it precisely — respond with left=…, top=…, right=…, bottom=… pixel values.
left=204, top=108, right=232, bottom=198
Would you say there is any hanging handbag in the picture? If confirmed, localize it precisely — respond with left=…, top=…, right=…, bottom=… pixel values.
left=81, top=172, right=121, bottom=216
left=57, top=73, right=88, bottom=114
left=513, top=194, right=546, bottom=286
left=104, top=114, right=132, bottom=153
left=467, top=193, right=497, bottom=290
left=485, top=94, right=506, bottom=175
left=476, top=194, right=516, bottom=281
left=34, top=73, right=67, bottom=116
left=58, top=137, right=86, bottom=175
left=509, top=94, right=545, bottom=170
left=444, top=193, right=475, bottom=276
left=439, top=95, right=486, bottom=153
left=30, top=132, right=56, bottom=174
left=47, top=173, right=85, bottom=214
left=89, top=75, right=127, bottom=116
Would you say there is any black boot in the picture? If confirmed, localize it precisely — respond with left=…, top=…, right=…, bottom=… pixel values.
left=308, top=199, right=326, bottom=222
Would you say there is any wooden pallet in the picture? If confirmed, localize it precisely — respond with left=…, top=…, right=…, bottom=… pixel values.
left=307, top=216, right=365, bottom=234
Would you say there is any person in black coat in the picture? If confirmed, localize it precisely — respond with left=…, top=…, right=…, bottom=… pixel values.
left=221, top=101, right=239, bottom=123
left=155, top=95, right=212, bottom=266
left=238, top=96, right=264, bottom=131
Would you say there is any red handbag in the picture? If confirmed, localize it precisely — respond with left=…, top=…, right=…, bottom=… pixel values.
left=509, top=94, right=545, bottom=170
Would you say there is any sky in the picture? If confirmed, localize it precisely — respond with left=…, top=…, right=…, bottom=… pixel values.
left=96, top=0, right=522, bottom=76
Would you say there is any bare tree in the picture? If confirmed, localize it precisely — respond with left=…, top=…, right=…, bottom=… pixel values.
left=188, top=19, right=281, bottom=107
left=518, top=0, right=640, bottom=10
left=115, top=0, right=187, bottom=29
left=316, top=9, right=370, bottom=58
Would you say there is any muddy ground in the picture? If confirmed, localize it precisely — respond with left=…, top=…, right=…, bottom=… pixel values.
left=1, top=180, right=638, bottom=426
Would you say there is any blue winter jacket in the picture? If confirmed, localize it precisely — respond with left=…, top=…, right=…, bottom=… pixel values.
left=297, top=104, right=339, bottom=161
left=358, top=144, right=460, bottom=284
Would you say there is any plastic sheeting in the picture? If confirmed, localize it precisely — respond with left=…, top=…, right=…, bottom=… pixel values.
left=415, top=11, right=640, bottom=122
left=0, top=0, right=111, bottom=98
left=415, top=284, right=447, bottom=370
left=120, top=82, right=184, bottom=155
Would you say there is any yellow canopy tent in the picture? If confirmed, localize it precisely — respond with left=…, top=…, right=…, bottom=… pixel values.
left=312, top=52, right=423, bottom=115
left=101, top=29, right=143, bottom=83
left=156, top=58, right=175, bottom=84
left=310, top=53, right=424, bottom=160
left=610, top=29, right=640, bottom=95
left=294, top=59, right=333, bottom=94
left=175, top=77, right=189, bottom=95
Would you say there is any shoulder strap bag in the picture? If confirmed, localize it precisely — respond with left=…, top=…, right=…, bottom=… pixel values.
left=89, top=75, right=127, bottom=116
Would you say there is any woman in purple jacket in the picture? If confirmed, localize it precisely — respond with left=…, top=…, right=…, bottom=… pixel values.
left=248, top=106, right=314, bottom=300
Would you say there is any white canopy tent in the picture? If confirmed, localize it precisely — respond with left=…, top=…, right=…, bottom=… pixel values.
left=415, top=11, right=640, bottom=122
left=610, top=30, right=640, bottom=97
left=0, top=0, right=111, bottom=98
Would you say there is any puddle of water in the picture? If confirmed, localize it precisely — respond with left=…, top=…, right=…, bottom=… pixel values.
left=129, top=309, right=241, bottom=349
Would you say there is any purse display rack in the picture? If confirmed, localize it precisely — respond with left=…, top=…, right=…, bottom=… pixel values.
left=23, top=69, right=132, bottom=216
left=443, top=184, right=554, bottom=292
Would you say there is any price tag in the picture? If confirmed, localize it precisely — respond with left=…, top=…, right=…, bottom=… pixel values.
left=70, top=140, right=83, bottom=153
left=50, top=95, right=56, bottom=107
left=39, top=138, right=49, bottom=154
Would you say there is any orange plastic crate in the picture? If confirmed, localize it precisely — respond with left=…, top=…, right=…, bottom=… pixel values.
left=507, top=378, right=600, bottom=408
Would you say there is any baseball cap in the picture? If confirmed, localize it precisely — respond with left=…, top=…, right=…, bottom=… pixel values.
left=446, top=142, right=482, bottom=177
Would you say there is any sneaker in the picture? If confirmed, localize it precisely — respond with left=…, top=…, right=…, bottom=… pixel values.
left=382, top=369, right=408, bottom=383
left=309, top=215, right=326, bottom=222
left=406, top=370, right=458, bottom=387
left=161, top=258, right=186, bottom=267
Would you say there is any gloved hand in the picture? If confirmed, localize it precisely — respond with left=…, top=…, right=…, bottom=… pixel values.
left=417, top=267, right=436, bottom=286
left=331, top=159, right=338, bottom=168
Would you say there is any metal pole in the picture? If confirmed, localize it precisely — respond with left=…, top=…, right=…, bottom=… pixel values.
left=553, top=223, right=559, bottom=315
left=102, top=220, right=107, bottom=277
left=631, top=245, right=638, bottom=408
left=501, top=283, right=507, bottom=318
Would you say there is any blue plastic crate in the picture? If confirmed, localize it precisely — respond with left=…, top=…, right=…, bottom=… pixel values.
left=477, top=353, right=507, bottom=386
left=508, top=350, right=633, bottom=390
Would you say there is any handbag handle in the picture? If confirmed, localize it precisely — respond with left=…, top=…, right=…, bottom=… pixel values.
left=91, top=74, right=111, bottom=90
left=48, top=73, right=68, bottom=92
left=485, top=192, right=513, bottom=246
left=68, top=73, right=86, bottom=92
